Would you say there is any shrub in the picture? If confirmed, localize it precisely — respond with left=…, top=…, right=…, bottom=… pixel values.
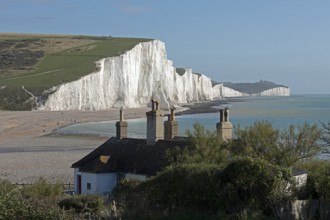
left=0, top=184, right=64, bottom=219
left=58, top=195, right=104, bottom=213
left=112, top=163, right=223, bottom=216
left=111, top=179, right=144, bottom=215
left=219, top=157, right=293, bottom=217
left=298, top=160, right=330, bottom=200
left=22, top=177, right=63, bottom=199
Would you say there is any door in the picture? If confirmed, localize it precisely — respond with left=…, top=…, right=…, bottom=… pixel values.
left=77, top=175, right=82, bottom=194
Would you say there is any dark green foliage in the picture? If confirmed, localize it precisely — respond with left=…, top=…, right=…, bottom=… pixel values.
left=219, top=157, right=293, bottom=216
left=111, top=179, right=146, bottom=216
left=0, top=180, right=16, bottom=194
left=321, top=121, right=330, bottom=147
left=120, top=212, right=240, bottom=220
left=112, top=161, right=291, bottom=218
left=0, top=86, right=32, bottom=110
left=231, top=121, right=280, bottom=163
left=22, top=177, right=63, bottom=199
left=0, top=180, right=67, bottom=219
left=143, top=163, right=222, bottom=213
left=58, top=194, right=104, bottom=213
left=167, top=123, right=228, bottom=167
left=112, top=164, right=222, bottom=216
left=0, top=85, right=48, bottom=110
left=279, top=123, right=322, bottom=166
left=298, top=160, right=330, bottom=200
left=230, top=121, right=322, bottom=167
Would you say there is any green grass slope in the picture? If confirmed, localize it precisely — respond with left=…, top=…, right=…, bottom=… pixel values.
left=0, top=33, right=151, bottom=110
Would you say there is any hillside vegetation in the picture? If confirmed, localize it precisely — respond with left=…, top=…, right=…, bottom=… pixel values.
left=0, top=33, right=151, bottom=110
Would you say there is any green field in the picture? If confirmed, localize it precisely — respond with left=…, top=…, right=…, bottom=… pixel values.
left=0, top=34, right=151, bottom=88
left=0, top=33, right=151, bottom=110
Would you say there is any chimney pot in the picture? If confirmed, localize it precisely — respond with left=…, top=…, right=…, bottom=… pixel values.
left=146, top=100, right=164, bottom=145
left=116, top=107, right=128, bottom=139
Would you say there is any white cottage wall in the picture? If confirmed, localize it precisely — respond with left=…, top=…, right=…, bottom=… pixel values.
left=74, top=169, right=118, bottom=195
left=81, top=172, right=98, bottom=195
left=96, top=173, right=118, bottom=194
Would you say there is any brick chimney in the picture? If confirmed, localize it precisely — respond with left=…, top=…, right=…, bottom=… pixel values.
left=164, top=108, right=179, bottom=139
left=216, top=107, right=233, bottom=142
left=146, top=100, right=164, bottom=145
left=115, top=107, right=128, bottom=139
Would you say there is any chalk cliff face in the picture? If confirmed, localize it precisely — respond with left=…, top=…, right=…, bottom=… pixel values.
left=222, top=84, right=290, bottom=98
left=221, top=86, right=247, bottom=97
left=38, top=40, right=214, bottom=110
left=258, top=87, right=290, bottom=96
left=37, top=40, right=290, bottom=111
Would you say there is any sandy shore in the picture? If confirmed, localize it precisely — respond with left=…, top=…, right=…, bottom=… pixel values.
left=0, top=108, right=149, bottom=183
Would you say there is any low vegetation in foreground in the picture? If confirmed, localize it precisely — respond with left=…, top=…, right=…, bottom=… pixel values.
left=0, top=33, right=151, bottom=110
left=1, top=121, right=330, bottom=219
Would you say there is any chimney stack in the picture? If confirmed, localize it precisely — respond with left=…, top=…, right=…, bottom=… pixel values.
left=216, top=107, right=233, bottom=142
left=164, top=108, right=179, bottom=139
left=115, top=107, right=128, bottom=139
left=146, top=100, right=164, bottom=145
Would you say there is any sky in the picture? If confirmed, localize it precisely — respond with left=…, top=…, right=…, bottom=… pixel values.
left=1, top=0, right=329, bottom=94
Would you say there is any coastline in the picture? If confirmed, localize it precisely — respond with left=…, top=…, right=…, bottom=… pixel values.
left=0, top=108, right=149, bottom=183
left=0, top=98, right=243, bottom=183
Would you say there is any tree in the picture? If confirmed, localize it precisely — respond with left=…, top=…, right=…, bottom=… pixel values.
left=297, top=160, right=330, bottom=201
left=230, top=121, right=322, bottom=167
left=321, top=121, right=330, bottom=147
left=279, top=123, right=322, bottom=166
left=219, top=157, right=294, bottom=218
left=166, top=123, right=229, bottom=167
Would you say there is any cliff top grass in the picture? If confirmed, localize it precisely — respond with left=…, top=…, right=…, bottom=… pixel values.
left=0, top=33, right=152, bottom=88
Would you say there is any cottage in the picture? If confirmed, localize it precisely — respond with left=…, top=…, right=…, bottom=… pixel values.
left=72, top=101, right=232, bottom=195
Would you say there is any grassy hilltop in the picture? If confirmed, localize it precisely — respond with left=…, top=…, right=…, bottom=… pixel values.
left=0, top=33, right=151, bottom=110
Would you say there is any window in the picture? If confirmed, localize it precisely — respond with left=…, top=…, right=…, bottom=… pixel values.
left=87, top=183, right=91, bottom=190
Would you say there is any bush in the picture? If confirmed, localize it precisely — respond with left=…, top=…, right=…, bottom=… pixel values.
left=112, top=163, right=223, bottom=216
left=0, top=183, right=65, bottom=219
left=58, top=195, right=104, bottom=213
left=22, top=177, right=63, bottom=199
left=111, top=179, right=144, bottom=215
left=219, top=157, right=293, bottom=217
left=298, top=160, right=330, bottom=200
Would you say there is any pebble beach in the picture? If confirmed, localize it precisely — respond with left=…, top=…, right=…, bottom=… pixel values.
left=0, top=108, right=149, bottom=184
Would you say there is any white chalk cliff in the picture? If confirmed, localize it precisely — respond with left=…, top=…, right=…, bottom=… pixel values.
left=37, top=40, right=290, bottom=111
left=38, top=40, right=214, bottom=110
left=221, top=86, right=248, bottom=97
left=220, top=85, right=290, bottom=97
left=258, top=87, right=290, bottom=96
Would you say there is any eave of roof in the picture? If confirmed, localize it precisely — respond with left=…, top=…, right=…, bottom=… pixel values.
left=72, top=137, right=190, bottom=176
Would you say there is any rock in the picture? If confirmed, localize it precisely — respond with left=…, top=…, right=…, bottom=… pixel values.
left=38, top=40, right=214, bottom=110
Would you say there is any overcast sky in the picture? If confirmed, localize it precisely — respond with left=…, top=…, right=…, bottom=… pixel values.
left=1, top=0, right=329, bottom=94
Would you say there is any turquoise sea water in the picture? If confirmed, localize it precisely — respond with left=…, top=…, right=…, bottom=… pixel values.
left=57, top=94, right=330, bottom=138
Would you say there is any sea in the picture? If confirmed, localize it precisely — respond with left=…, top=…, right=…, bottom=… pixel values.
left=57, top=94, right=330, bottom=139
